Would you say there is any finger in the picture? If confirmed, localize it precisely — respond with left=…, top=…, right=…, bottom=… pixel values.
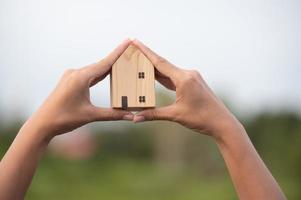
left=132, top=39, right=179, bottom=81
left=84, top=39, right=132, bottom=78
left=133, top=105, right=175, bottom=122
left=155, top=71, right=176, bottom=91
left=88, top=70, right=110, bottom=87
left=91, top=107, right=134, bottom=121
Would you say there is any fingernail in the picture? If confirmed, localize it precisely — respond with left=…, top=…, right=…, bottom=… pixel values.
left=134, top=115, right=145, bottom=123
left=123, top=114, right=134, bottom=121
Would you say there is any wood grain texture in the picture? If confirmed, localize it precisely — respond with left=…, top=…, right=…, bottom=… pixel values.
left=110, top=44, right=155, bottom=110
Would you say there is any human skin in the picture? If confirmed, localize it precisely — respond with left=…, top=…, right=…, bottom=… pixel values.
left=132, top=39, right=287, bottom=200
left=0, top=39, right=134, bottom=200
left=0, top=39, right=286, bottom=200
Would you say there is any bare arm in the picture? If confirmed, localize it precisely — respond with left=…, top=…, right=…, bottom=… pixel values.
left=132, top=39, right=286, bottom=200
left=0, top=39, right=133, bottom=200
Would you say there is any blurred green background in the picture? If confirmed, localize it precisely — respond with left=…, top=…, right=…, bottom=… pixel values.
left=0, top=92, right=300, bottom=200
left=1, top=0, right=301, bottom=199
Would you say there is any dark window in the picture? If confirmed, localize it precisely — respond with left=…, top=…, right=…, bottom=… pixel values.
left=139, top=96, right=146, bottom=103
left=138, top=72, right=145, bottom=79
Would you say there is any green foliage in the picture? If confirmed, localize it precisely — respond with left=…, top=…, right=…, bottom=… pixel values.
left=245, top=112, right=301, bottom=198
left=26, top=158, right=237, bottom=200
left=0, top=111, right=300, bottom=199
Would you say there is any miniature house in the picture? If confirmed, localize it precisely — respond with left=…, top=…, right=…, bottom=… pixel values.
left=110, top=44, right=155, bottom=110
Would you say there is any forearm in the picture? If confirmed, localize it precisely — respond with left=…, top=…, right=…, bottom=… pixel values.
left=215, top=122, right=286, bottom=200
left=0, top=118, right=51, bottom=200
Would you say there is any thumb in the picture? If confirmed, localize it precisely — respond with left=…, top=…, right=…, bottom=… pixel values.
left=91, top=107, right=134, bottom=121
left=133, top=105, right=175, bottom=122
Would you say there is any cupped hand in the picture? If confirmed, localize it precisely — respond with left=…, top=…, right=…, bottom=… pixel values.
left=132, top=40, right=241, bottom=139
left=27, top=39, right=134, bottom=138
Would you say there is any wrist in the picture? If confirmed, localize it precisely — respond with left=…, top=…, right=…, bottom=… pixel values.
left=214, top=124, right=250, bottom=159
left=211, top=116, right=246, bottom=145
left=21, top=113, right=55, bottom=145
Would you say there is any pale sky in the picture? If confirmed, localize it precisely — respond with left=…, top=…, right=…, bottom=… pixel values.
left=0, top=0, right=301, bottom=120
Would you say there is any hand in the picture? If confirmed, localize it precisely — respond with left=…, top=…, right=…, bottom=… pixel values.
left=2, top=40, right=285, bottom=200
left=132, top=40, right=241, bottom=139
left=26, top=39, right=134, bottom=138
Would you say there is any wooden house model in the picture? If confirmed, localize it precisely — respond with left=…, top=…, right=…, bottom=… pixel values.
left=110, top=44, right=156, bottom=110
